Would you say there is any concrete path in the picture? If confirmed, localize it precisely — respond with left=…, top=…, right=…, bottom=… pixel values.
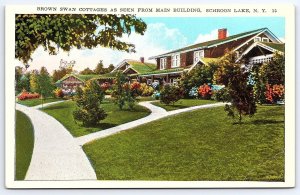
left=16, top=103, right=97, bottom=181
left=76, top=101, right=227, bottom=146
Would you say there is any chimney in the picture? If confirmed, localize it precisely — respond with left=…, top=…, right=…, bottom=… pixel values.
left=140, top=57, right=145, bottom=63
left=218, top=28, right=227, bottom=40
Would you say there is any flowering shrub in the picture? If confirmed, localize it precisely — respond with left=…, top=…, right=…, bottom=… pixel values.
left=160, top=84, right=184, bottom=105
left=17, top=90, right=40, bottom=100
left=139, top=83, right=154, bottom=96
left=130, top=81, right=141, bottom=91
left=100, top=82, right=111, bottom=92
left=211, top=87, right=231, bottom=102
left=198, top=84, right=212, bottom=99
left=53, top=88, right=64, bottom=98
left=152, top=91, right=160, bottom=100
left=265, top=84, right=284, bottom=103
left=188, top=87, right=198, bottom=98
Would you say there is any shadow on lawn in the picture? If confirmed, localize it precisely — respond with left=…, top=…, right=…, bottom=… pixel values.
left=83, top=123, right=117, bottom=132
left=42, top=104, right=70, bottom=110
left=233, top=119, right=284, bottom=125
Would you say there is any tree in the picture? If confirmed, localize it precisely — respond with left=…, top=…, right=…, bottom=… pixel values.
left=107, top=64, right=115, bottom=73
left=15, top=14, right=147, bottom=64
left=94, top=60, right=106, bottom=74
left=80, top=67, right=95, bottom=75
left=52, top=66, right=73, bottom=82
left=214, top=50, right=256, bottom=122
left=111, top=71, right=127, bottom=110
left=15, top=66, right=30, bottom=93
left=30, top=67, right=55, bottom=101
left=73, top=80, right=107, bottom=126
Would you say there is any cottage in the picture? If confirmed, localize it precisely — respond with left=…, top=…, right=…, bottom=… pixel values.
left=134, top=28, right=284, bottom=84
left=56, top=73, right=116, bottom=94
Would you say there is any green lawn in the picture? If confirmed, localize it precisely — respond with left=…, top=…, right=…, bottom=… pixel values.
left=17, top=98, right=63, bottom=107
left=152, top=99, right=217, bottom=111
left=83, top=105, right=284, bottom=181
left=42, top=100, right=151, bottom=137
left=15, top=110, right=34, bottom=180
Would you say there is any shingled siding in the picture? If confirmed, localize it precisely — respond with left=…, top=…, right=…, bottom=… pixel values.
left=205, top=35, right=255, bottom=58
left=180, top=53, right=187, bottom=67
left=166, top=56, right=172, bottom=69
left=156, top=58, right=160, bottom=70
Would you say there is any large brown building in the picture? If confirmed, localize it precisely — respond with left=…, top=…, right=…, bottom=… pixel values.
left=114, top=28, right=284, bottom=85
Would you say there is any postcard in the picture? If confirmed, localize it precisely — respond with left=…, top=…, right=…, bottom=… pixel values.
left=5, top=4, right=295, bottom=188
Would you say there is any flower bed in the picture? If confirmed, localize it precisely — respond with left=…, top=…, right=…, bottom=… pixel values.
left=17, top=91, right=40, bottom=100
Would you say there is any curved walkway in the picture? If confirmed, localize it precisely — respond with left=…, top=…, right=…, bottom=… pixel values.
left=76, top=101, right=227, bottom=146
left=16, top=103, right=97, bottom=181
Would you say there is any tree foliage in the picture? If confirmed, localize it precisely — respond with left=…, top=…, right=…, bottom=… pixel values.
left=214, top=50, right=256, bottom=122
left=52, top=66, right=73, bottom=82
left=160, top=84, right=184, bottom=105
left=179, top=63, right=216, bottom=98
left=73, top=80, right=107, bottom=126
left=16, top=14, right=147, bottom=64
left=30, top=67, right=55, bottom=98
left=80, top=67, right=95, bottom=75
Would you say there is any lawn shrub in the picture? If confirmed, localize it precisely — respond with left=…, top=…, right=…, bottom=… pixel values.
left=265, top=84, right=284, bottom=103
left=17, top=90, right=40, bottom=100
left=198, top=84, right=212, bottom=99
left=53, top=88, right=64, bottom=98
left=188, top=87, right=198, bottom=98
left=160, top=84, right=184, bottom=105
left=212, top=87, right=231, bottom=102
left=138, top=83, right=154, bottom=96
left=73, top=80, right=107, bottom=126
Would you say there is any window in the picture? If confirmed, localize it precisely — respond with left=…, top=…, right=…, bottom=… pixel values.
left=194, top=50, right=204, bottom=63
left=171, top=54, right=180, bottom=67
left=254, top=37, right=261, bottom=42
left=262, top=37, right=269, bottom=42
left=160, top=58, right=167, bottom=70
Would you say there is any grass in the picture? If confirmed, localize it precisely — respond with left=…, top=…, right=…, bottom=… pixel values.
left=152, top=99, right=217, bottom=111
left=17, top=97, right=63, bottom=107
left=15, top=110, right=34, bottom=180
left=83, top=105, right=284, bottom=181
left=42, top=100, right=151, bottom=137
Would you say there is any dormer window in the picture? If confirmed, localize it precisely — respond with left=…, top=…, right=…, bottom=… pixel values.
left=262, top=37, right=269, bottom=42
left=194, top=50, right=204, bottom=64
left=171, top=54, right=180, bottom=67
left=254, top=37, right=261, bottom=42
left=160, top=58, right=167, bottom=70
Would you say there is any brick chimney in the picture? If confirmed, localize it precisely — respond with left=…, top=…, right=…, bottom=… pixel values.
left=218, top=28, right=227, bottom=40
left=140, top=57, right=145, bottom=63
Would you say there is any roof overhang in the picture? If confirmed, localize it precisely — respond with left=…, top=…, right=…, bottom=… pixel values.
left=149, top=28, right=268, bottom=60
left=236, top=42, right=284, bottom=62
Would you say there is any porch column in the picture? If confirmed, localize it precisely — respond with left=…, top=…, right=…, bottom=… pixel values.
left=166, top=74, right=169, bottom=83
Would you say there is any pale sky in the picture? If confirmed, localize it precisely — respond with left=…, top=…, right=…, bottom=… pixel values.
left=15, top=17, right=285, bottom=74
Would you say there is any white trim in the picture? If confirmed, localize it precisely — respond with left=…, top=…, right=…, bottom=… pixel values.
left=233, top=29, right=281, bottom=52
left=254, top=37, right=261, bottom=42
left=160, top=57, right=167, bottom=70
left=188, top=58, right=208, bottom=72
left=171, top=53, right=180, bottom=68
left=236, top=42, right=283, bottom=62
left=262, top=37, right=269, bottom=42
left=194, top=50, right=204, bottom=64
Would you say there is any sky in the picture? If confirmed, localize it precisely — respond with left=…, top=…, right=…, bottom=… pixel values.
left=15, top=17, right=285, bottom=74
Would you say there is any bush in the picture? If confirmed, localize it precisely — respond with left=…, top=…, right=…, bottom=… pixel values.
left=212, top=87, right=231, bottom=102
left=73, top=80, right=107, bottom=126
left=138, top=83, right=154, bottom=96
left=188, top=87, right=198, bottom=98
left=17, top=90, right=40, bottom=100
left=198, top=84, right=212, bottom=99
left=100, top=82, right=111, bottom=92
left=160, top=84, right=184, bottom=105
left=152, top=91, right=160, bottom=100
left=53, top=88, right=64, bottom=98
left=265, top=84, right=284, bottom=104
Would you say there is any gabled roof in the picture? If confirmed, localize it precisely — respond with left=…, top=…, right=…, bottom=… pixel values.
left=56, top=74, right=102, bottom=84
left=149, top=28, right=278, bottom=59
left=236, top=41, right=285, bottom=62
left=113, top=59, right=156, bottom=74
